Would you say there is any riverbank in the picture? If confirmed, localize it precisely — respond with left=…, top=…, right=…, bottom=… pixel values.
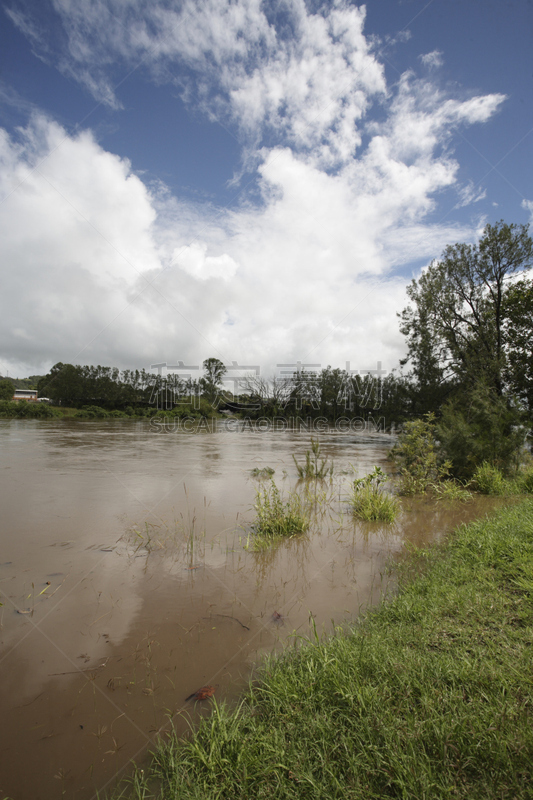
left=113, top=499, right=533, bottom=799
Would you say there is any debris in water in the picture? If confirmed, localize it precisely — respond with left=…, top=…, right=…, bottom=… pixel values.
left=185, top=685, right=216, bottom=702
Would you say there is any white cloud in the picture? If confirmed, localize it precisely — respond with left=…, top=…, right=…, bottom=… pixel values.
left=522, top=199, right=533, bottom=224
left=456, top=181, right=487, bottom=208
left=419, top=50, right=443, bottom=69
left=0, top=1, right=507, bottom=378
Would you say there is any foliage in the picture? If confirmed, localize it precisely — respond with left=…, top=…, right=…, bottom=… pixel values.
left=437, top=382, right=526, bottom=480
left=74, top=405, right=110, bottom=418
left=471, top=462, right=507, bottom=495
left=350, top=465, right=399, bottom=522
left=400, top=221, right=533, bottom=411
left=0, top=400, right=61, bottom=418
left=250, top=466, right=275, bottom=478
left=389, top=413, right=450, bottom=494
left=503, top=278, right=533, bottom=418
left=430, top=480, right=472, bottom=503
left=108, top=500, right=533, bottom=800
left=293, top=438, right=333, bottom=479
left=250, top=481, right=309, bottom=548
left=471, top=461, right=533, bottom=496
left=0, top=378, right=15, bottom=401
left=515, top=465, right=533, bottom=494
left=200, top=358, right=227, bottom=405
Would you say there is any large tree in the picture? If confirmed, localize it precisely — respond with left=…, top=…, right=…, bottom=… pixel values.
left=201, top=358, right=227, bottom=405
left=0, top=378, right=15, bottom=401
left=400, top=221, right=533, bottom=409
left=503, top=278, right=533, bottom=416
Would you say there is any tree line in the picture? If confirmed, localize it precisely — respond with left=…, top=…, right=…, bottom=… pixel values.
left=5, top=220, right=533, bottom=471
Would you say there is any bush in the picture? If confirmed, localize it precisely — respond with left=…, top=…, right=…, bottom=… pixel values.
left=0, top=400, right=61, bottom=419
left=74, top=405, right=109, bottom=418
left=389, top=414, right=449, bottom=495
left=250, top=481, right=309, bottom=548
left=437, top=383, right=526, bottom=480
left=350, top=466, right=399, bottom=522
left=471, top=462, right=507, bottom=495
left=516, top=467, right=533, bottom=494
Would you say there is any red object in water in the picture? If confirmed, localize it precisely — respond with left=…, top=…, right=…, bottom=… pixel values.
left=272, top=611, right=282, bottom=622
left=185, top=685, right=216, bottom=702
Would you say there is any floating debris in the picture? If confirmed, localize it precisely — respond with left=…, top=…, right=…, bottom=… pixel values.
left=185, top=685, right=216, bottom=702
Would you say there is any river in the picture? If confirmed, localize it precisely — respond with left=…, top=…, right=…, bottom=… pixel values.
left=0, top=419, right=496, bottom=799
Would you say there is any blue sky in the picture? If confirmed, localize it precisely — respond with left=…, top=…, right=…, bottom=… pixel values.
left=0, top=0, right=532, bottom=381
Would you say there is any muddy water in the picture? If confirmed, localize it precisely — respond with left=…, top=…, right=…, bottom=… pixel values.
left=0, top=420, right=499, bottom=800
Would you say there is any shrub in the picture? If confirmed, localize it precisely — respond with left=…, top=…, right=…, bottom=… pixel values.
left=350, top=466, right=399, bottom=522
left=250, top=481, right=309, bottom=548
left=0, top=400, right=61, bottom=419
left=389, top=414, right=450, bottom=495
left=516, top=467, right=533, bottom=494
left=74, top=405, right=109, bottom=418
left=437, top=383, right=526, bottom=480
left=471, top=462, right=507, bottom=495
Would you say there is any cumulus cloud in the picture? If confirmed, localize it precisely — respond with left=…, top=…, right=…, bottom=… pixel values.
left=0, top=1, right=507, bottom=378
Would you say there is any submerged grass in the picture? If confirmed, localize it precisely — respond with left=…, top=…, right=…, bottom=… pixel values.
left=293, top=437, right=334, bottom=480
left=109, top=500, right=533, bottom=799
left=350, top=466, right=399, bottom=522
left=247, top=480, right=309, bottom=549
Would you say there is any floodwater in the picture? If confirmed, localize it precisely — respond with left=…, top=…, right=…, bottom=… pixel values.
left=0, top=419, right=499, bottom=800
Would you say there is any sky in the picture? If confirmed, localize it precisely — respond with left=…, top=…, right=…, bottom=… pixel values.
left=0, top=0, right=532, bottom=384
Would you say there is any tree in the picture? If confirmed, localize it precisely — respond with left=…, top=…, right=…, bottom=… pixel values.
left=503, top=279, right=533, bottom=418
left=0, top=378, right=15, bottom=401
left=400, top=221, right=533, bottom=407
left=201, top=358, right=227, bottom=405
left=437, top=382, right=525, bottom=479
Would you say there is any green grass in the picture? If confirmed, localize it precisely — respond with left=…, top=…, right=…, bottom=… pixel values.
left=471, top=461, right=533, bottom=497
left=247, top=480, right=309, bottom=549
left=109, top=499, right=533, bottom=799
left=350, top=466, right=399, bottom=522
left=293, top=438, right=334, bottom=479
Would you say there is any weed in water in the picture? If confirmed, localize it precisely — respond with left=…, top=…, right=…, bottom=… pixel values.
left=293, top=438, right=333, bottom=480
left=249, top=480, right=309, bottom=549
left=431, top=479, right=472, bottom=502
left=350, top=466, right=399, bottom=522
left=250, top=466, right=275, bottom=478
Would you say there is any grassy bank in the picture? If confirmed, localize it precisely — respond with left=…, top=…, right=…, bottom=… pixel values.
left=112, top=500, right=533, bottom=799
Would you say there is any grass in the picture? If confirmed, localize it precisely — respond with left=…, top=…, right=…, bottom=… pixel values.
left=471, top=460, right=533, bottom=497
left=109, top=499, right=533, bottom=800
left=430, top=479, right=473, bottom=503
left=350, top=466, right=399, bottom=522
left=247, top=480, right=309, bottom=549
left=293, top=438, right=334, bottom=479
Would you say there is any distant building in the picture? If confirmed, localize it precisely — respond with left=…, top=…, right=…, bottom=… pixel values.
left=12, top=389, right=38, bottom=402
